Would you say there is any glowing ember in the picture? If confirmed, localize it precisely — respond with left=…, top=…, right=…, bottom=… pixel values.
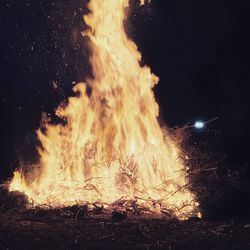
left=9, top=0, right=198, bottom=219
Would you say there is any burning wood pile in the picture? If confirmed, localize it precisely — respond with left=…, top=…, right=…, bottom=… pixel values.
left=7, top=0, right=199, bottom=220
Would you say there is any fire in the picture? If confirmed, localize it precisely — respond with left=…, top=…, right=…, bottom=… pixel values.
left=9, top=0, right=198, bottom=219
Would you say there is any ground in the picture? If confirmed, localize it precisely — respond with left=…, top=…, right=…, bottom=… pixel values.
left=1, top=185, right=250, bottom=250
left=1, top=207, right=250, bottom=250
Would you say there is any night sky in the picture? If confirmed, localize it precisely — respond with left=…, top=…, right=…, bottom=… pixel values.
left=0, top=0, right=250, bottom=181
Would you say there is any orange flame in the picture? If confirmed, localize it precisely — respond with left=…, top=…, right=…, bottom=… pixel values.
left=9, top=0, right=198, bottom=219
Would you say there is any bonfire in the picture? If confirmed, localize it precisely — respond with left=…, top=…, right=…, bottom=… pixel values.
left=9, top=0, right=199, bottom=220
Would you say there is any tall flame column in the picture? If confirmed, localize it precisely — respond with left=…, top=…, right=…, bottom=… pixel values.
left=10, top=0, right=197, bottom=219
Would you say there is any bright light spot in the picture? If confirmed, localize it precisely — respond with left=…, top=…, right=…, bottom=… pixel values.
left=194, top=121, right=204, bottom=129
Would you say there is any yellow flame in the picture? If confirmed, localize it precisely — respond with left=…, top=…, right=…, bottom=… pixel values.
left=9, top=0, right=197, bottom=219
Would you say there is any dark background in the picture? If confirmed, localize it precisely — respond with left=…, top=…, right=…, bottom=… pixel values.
left=0, top=0, right=249, bottom=182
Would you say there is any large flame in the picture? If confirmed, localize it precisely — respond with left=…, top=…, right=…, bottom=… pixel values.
left=9, top=0, right=198, bottom=219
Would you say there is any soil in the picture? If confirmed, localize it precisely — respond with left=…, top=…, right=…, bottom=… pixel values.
left=1, top=184, right=250, bottom=250
left=0, top=208, right=250, bottom=250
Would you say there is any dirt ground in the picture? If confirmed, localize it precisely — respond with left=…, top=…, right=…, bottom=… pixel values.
left=0, top=207, right=250, bottom=250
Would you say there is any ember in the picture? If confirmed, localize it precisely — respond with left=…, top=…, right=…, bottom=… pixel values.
left=9, top=0, right=198, bottom=220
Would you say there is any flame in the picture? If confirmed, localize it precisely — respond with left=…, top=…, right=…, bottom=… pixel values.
left=9, top=0, right=197, bottom=219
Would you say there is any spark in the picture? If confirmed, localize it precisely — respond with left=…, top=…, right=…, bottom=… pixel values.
left=194, top=121, right=205, bottom=129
